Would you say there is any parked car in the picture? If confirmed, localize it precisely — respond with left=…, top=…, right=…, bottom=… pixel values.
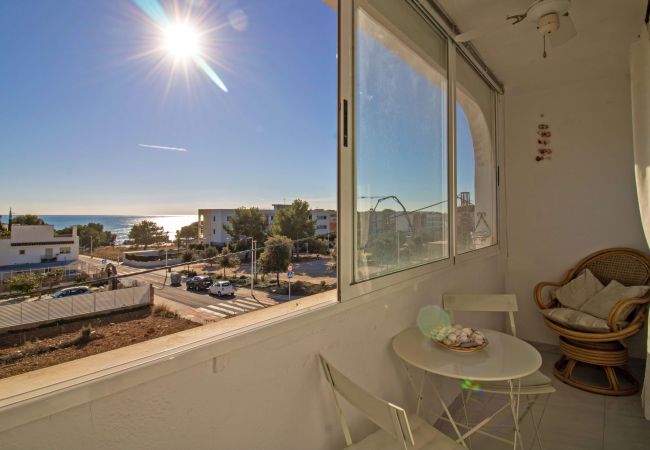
left=186, top=276, right=212, bottom=291
left=51, top=286, right=91, bottom=299
left=209, top=280, right=235, bottom=297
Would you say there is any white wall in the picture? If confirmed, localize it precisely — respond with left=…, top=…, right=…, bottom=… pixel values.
left=0, top=254, right=504, bottom=450
left=505, top=74, right=649, bottom=354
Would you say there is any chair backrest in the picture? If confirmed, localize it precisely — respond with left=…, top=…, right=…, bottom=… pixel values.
left=319, top=355, right=414, bottom=449
left=442, top=294, right=518, bottom=337
left=569, top=248, right=650, bottom=286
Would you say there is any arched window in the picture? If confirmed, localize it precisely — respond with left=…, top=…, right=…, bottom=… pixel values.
left=455, top=52, right=498, bottom=254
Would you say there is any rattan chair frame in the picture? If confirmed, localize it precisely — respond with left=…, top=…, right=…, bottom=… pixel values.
left=533, top=247, right=650, bottom=396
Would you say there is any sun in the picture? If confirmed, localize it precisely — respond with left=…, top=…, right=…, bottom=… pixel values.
left=163, top=22, right=201, bottom=60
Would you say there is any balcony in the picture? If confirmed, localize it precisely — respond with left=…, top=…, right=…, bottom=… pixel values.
left=0, top=1, right=649, bottom=449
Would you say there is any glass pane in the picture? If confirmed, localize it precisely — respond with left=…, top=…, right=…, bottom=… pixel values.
left=456, top=52, right=497, bottom=254
left=354, top=2, right=448, bottom=281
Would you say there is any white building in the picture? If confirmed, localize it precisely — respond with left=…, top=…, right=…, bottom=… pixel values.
left=310, top=209, right=337, bottom=237
left=0, top=224, right=79, bottom=269
left=199, top=206, right=336, bottom=246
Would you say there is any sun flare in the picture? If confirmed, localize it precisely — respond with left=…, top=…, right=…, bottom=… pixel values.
left=163, top=22, right=201, bottom=60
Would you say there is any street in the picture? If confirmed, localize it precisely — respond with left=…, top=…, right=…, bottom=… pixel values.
left=78, top=255, right=278, bottom=323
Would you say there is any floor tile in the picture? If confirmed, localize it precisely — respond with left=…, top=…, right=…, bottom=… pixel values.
left=604, top=413, right=650, bottom=450
left=536, top=403, right=605, bottom=450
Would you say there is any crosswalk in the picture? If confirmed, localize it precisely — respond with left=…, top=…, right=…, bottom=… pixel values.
left=197, top=297, right=270, bottom=319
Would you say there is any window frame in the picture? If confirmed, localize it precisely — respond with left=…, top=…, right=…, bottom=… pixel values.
left=338, top=0, right=504, bottom=302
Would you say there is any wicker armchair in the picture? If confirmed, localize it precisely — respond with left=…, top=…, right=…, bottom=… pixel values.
left=534, top=247, right=650, bottom=396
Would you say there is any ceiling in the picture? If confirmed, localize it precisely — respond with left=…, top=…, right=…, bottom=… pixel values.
left=435, top=0, right=647, bottom=93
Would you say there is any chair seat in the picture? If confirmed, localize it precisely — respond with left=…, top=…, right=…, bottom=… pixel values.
left=344, top=415, right=462, bottom=450
left=478, top=370, right=555, bottom=394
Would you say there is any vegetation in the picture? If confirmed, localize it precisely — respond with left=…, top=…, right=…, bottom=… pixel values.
left=259, top=235, right=292, bottom=286
left=271, top=200, right=315, bottom=253
left=218, top=247, right=240, bottom=278
left=222, top=207, right=267, bottom=250
left=42, top=269, right=64, bottom=289
left=5, top=272, right=42, bottom=296
left=175, top=221, right=198, bottom=249
left=203, top=246, right=218, bottom=267
left=301, top=237, right=329, bottom=255
left=181, top=249, right=195, bottom=272
left=11, top=214, right=46, bottom=225
left=128, top=220, right=169, bottom=249
left=58, top=223, right=116, bottom=249
left=153, top=304, right=179, bottom=319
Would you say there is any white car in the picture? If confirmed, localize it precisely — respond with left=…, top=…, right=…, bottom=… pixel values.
left=209, top=280, right=235, bottom=297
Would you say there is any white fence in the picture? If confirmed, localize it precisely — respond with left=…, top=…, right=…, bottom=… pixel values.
left=0, top=284, right=151, bottom=331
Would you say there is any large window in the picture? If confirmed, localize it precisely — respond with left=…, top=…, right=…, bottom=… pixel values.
left=354, top=0, right=448, bottom=281
left=341, top=0, right=501, bottom=292
left=455, top=51, right=498, bottom=254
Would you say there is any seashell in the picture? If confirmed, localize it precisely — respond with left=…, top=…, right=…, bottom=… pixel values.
left=443, top=338, right=452, bottom=346
left=447, top=333, right=458, bottom=343
left=459, top=335, right=469, bottom=343
left=462, top=328, right=473, bottom=335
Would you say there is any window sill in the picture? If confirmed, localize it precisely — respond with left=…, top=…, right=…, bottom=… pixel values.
left=0, top=290, right=338, bottom=433
left=455, top=244, right=500, bottom=265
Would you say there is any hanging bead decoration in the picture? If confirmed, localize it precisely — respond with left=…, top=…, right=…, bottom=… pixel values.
left=536, top=115, right=553, bottom=162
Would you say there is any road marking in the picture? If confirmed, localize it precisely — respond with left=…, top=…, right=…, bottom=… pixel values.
left=216, top=303, right=247, bottom=312
left=237, top=298, right=263, bottom=307
left=206, top=304, right=238, bottom=315
left=197, top=307, right=227, bottom=318
left=231, top=301, right=258, bottom=310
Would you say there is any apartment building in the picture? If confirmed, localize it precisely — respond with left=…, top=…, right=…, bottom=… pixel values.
left=198, top=206, right=336, bottom=245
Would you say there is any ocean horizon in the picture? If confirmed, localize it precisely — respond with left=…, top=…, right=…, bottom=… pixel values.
left=38, top=215, right=196, bottom=244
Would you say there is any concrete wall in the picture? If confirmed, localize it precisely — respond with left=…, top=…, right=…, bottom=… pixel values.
left=0, top=254, right=504, bottom=450
left=504, top=74, right=649, bottom=355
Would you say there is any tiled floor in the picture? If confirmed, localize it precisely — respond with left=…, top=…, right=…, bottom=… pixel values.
left=434, top=343, right=649, bottom=450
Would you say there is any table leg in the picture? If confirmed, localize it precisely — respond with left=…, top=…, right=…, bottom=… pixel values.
left=401, top=362, right=425, bottom=415
left=507, top=379, right=524, bottom=450
left=429, top=379, right=469, bottom=448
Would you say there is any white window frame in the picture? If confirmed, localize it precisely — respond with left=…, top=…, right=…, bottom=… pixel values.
left=338, top=0, right=504, bottom=302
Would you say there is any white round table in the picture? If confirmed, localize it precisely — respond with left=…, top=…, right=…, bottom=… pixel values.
left=392, top=327, right=542, bottom=450
left=392, top=327, right=542, bottom=381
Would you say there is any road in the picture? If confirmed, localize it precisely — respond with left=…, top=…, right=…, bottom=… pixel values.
left=78, top=255, right=277, bottom=322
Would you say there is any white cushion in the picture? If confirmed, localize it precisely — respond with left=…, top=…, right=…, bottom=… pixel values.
left=553, top=269, right=604, bottom=310
left=579, top=280, right=649, bottom=320
left=541, top=307, right=610, bottom=332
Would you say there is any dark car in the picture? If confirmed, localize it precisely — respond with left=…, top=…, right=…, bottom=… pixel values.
left=51, top=286, right=91, bottom=299
left=186, top=276, right=212, bottom=291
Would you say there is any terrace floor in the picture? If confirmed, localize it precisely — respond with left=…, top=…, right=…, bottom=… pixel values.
left=436, top=343, right=648, bottom=450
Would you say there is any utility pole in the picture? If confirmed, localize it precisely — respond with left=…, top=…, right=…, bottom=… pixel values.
left=90, top=235, right=93, bottom=259
left=250, top=239, right=256, bottom=297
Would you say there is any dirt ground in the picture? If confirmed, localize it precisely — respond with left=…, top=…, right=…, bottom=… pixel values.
left=0, top=310, right=198, bottom=379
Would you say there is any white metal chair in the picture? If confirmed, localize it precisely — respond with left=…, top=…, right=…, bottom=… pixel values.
left=442, top=294, right=555, bottom=449
left=319, top=354, right=463, bottom=450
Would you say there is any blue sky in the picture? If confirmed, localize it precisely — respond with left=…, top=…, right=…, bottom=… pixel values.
left=0, top=0, right=337, bottom=214
left=356, top=25, right=475, bottom=215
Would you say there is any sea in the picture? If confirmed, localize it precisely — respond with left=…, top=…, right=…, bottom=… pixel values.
left=39, top=215, right=196, bottom=244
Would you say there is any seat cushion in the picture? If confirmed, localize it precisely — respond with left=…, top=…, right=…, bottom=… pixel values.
left=579, top=280, right=649, bottom=320
left=553, top=269, right=604, bottom=310
left=344, top=414, right=462, bottom=450
left=541, top=307, right=610, bottom=332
